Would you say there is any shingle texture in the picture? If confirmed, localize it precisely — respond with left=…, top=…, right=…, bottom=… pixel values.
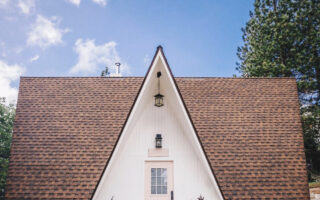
left=6, top=77, right=309, bottom=199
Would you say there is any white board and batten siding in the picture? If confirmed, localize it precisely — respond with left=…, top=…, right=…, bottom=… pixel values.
left=93, top=49, right=224, bottom=200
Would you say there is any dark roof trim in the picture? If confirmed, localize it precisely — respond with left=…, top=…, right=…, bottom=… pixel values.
left=20, top=76, right=296, bottom=79
left=91, top=46, right=226, bottom=199
left=158, top=47, right=226, bottom=200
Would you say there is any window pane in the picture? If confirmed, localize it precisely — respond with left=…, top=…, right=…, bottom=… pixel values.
left=157, top=176, right=161, bottom=185
left=162, top=186, right=167, bottom=194
left=163, top=177, right=167, bottom=185
left=157, top=168, right=161, bottom=176
left=162, top=168, right=167, bottom=177
left=151, top=167, right=168, bottom=195
left=151, top=186, right=156, bottom=194
left=151, top=168, right=156, bottom=177
left=157, top=186, right=162, bottom=194
left=151, top=177, right=156, bottom=186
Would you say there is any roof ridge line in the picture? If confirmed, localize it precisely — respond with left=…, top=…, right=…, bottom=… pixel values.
left=20, top=76, right=296, bottom=79
left=20, top=76, right=144, bottom=78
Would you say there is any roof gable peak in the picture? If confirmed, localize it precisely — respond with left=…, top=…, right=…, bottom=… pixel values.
left=92, top=46, right=225, bottom=199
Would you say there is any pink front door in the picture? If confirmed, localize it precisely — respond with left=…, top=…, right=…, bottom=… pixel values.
left=145, top=161, right=173, bottom=200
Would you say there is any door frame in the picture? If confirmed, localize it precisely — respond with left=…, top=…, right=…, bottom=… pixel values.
left=145, top=160, right=174, bottom=200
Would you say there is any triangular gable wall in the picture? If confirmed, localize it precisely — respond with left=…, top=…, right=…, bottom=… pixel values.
left=92, top=46, right=225, bottom=200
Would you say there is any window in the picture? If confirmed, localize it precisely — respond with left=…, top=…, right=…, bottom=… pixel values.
left=151, top=168, right=167, bottom=194
left=145, top=161, right=172, bottom=198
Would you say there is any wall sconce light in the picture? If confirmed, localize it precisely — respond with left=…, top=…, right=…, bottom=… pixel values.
left=154, top=71, right=164, bottom=107
left=155, top=134, right=162, bottom=148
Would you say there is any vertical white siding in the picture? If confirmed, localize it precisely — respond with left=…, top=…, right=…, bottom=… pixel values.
left=93, top=53, right=223, bottom=200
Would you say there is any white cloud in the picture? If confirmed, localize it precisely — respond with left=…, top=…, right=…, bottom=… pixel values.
left=65, top=0, right=107, bottom=7
left=27, top=15, right=70, bottom=49
left=0, top=60, right=25, bottom=105
left=30, top=54, right=39, bottom=62
left=18, top=0, right=35, bottom=15
left=14, top=46, right=23, bottom=54
left=70, top=39, right=129, bottom=75
left=0, top=42, right=24, bottom=58
left=92, top=0, right=107, bottom=7
left=66, top=0, right=81, bottom=6
left=0, top=0, right=9, bottom=8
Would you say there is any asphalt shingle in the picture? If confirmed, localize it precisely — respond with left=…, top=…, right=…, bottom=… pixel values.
left=5, top=77, right=309, bottom=199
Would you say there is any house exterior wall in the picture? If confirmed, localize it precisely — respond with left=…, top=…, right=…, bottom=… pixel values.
left=93, top=55, right=223, bottom=200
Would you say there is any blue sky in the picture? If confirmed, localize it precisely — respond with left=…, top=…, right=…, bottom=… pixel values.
left=0, top=0, right=253, bottom=104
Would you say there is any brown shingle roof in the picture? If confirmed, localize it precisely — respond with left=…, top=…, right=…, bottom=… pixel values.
left=5, top=77, right=309, bottom=199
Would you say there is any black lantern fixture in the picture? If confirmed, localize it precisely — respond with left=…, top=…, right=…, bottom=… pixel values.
left=155, top=134, right=162, bottom=148
left=154, top=71, right=164, bottom=107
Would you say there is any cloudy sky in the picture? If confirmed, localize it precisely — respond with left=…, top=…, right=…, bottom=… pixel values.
left=0, top=0, right=253, bottom=104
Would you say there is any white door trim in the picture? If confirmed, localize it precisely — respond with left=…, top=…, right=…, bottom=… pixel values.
left=145, top=161, right=174, bottom=200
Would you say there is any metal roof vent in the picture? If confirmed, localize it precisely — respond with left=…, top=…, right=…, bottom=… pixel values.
left=110, top=62, right=122, bottom=77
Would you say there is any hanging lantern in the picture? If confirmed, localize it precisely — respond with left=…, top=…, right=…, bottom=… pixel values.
left=155, top=134, right=162, bottom=148
left=154, top=93, right=164, bottom=107
left=154, top=71, right=164, bottom=107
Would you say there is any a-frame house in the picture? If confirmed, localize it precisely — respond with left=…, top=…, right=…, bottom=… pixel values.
left=5, top=46, right=309, bottom=199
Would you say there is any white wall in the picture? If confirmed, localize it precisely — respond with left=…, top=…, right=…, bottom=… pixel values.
left=93, top=53, right=223, bottom=200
